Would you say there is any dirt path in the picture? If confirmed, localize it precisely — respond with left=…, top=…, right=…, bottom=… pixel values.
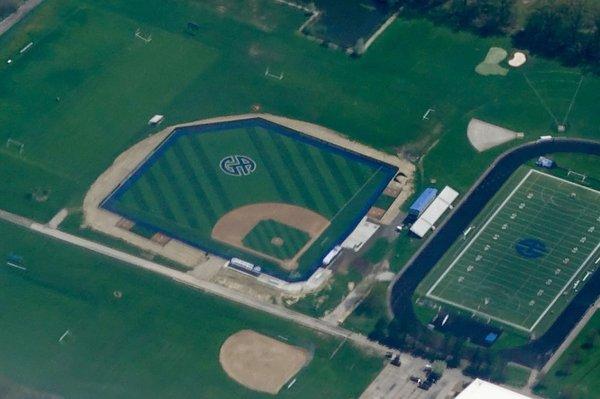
left=0, top=0, right=44, bottom=37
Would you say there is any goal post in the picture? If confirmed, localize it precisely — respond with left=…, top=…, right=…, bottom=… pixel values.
left=264, top=67, right=284, bottom=80
left=135, top=28, right=152, bottom=43
left=567, top=170, right=587, bottom=183
left=6, top=138, right=24, bottom=155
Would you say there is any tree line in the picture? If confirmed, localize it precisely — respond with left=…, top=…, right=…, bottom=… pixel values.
left=376, top=0, right=599, bottom=72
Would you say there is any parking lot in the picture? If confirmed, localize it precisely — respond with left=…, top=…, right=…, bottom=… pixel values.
left=360, top=354, right=470, bottom=399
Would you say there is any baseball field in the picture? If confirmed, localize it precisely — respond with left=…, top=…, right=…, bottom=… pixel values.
left=0, top=0, right=598, bottom=228
left=101, top=118, right=396, bottom=280
left=0, top=219, right=382, bottom=398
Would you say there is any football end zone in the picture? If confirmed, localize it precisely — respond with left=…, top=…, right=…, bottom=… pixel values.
left=83, top=114, right=411, bottom=290
left=423, top=169, right=600, bottom=334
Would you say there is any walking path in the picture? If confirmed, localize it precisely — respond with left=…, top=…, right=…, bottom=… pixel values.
left=0, top=207, right=394, bottom=357
left=0, top=0, right=44, bottom=37
left=540, top=297, right=600, bottom=374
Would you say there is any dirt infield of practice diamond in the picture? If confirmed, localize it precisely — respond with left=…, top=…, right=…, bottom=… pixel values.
left=211, top=203, right=329, bottom=271
left=219, top=330, right=310, bottom=394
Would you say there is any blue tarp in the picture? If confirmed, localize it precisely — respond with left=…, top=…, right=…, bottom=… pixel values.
left=409, top=188, right=438, bottom=215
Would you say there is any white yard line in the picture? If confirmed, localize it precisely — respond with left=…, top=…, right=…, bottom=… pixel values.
left=426, top=169, right=600, bottom=332
left=426, top=169, right=534, bottom=296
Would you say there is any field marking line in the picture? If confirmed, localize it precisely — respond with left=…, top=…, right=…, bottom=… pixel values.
left=6, top=262, right=26, bottom=270
left=529, top=239, right=600, bottom=332
left=426, top=292, right=531, bottom=332
left=327, top=165, right=384, bottom=226
left=521, top=71, right=560, bottom=127
left=426, top=169, right=534, bottom=297
left=562, top=74, right=585, bottom=126
left=58, top=329, right=70, bottom=343
left=530, top=169, right=600, bottom=195
left=426, top=168, right=600, bottom=331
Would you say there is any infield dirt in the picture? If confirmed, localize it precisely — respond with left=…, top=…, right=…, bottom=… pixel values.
left=219, top=329, right=310, bottom=394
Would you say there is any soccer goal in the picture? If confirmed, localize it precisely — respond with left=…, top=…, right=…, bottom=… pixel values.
left=264, top=67, right=284, bottom=80
left=6, top=138, right=24, bottom=155
left=567, top=170, right=587, bottom=183
left=135, top=28, right=152, bottom=43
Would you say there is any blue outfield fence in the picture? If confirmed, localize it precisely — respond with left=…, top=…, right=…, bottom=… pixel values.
left=100, top=117, right=398, bottom=282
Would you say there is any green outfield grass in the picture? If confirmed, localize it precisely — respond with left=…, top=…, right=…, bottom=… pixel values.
left=243, top=219, right=310, bottom=260
left=418, top=167, right=600, bottom=335
left=0, top=220, right=382, bottom=398
left=104, top=119, right=394, bottom=279
left=0, top=0, right=598, bottom=226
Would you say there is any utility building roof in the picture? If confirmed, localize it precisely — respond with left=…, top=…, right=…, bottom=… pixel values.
left=457, top=379, right=533, bottom=399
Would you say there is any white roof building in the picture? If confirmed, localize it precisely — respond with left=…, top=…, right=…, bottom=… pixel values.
left=410, top=186, right=459, bottom=238
left=457, top=379, right=533, bottom=399
left=341, top=217, right=380, bottom=252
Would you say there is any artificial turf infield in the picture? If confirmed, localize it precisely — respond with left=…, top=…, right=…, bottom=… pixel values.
left=0, top=220, right=382, bottom=398
left=101, top=118, right=396, bottom=280
left=243, top=219, right=310, bottom=260
left=418, top=166, right=600, bottom=335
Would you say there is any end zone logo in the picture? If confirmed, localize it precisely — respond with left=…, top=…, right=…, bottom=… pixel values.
left=515, top=238, right=547, bottom=259
left=220, top=155, right=256, bottom=176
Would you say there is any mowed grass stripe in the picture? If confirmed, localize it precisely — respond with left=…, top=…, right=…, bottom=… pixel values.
left=139, top=168, right=180, bottom=223
left=130, top=177, right=172, bottom=221
left=268, top=131, right=322, bottom=212
left=162, top=149, right=217, bottom=227
left=168, top=140, right=225, bottom=220
left=129, top=183, right=151, bottom=212
left=290, top=140, right=346, bottom=213
left=246, top=127, right=294, bottom=202
left=317, top=150, right=358, bottom=199
left=344, top=156, right=374, bottom=187
left=169, top=142, right=224, bottom=223
left=150, top=160, right=201, bottom=227
left=179, top=135, right=233, bottom=210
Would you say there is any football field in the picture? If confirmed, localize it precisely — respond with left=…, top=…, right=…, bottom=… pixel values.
left=424, top=168, right=600, bottom=333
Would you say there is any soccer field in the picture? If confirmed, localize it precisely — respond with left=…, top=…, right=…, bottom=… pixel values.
left=423, top=168, right=600, bottom=334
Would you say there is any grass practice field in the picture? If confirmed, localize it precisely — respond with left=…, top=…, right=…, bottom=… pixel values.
left=0, top=220, right=382, bottom=398
left=0, top=0, right=598, bottom=226
left=102, top=118, right=396, bottom=280
left=419, top=167, right=600, bottom=335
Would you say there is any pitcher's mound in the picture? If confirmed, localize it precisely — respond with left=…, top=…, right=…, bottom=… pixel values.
left=219, top=330, right=309, bottom=394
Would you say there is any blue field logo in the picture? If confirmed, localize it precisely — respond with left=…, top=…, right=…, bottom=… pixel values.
left=219, top=155, right=256, bottom=176
left=515, top=238, right=547, bottom=259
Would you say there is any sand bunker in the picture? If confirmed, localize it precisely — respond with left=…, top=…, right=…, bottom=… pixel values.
left=475, top=47, right=509, bottom=76
left=467, top=118, right=524, bottom=152
left=219, top=330, right=309, bottom=394
left=509, top=51, right=527, bottom=67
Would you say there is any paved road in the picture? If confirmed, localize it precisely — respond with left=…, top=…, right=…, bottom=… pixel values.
left=0, top=207, right=395, bottom=357
left=0, top=0, right=45, bottom=37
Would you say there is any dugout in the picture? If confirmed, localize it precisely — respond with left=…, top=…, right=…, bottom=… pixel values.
left=409, top=188, right=438, bottom=216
